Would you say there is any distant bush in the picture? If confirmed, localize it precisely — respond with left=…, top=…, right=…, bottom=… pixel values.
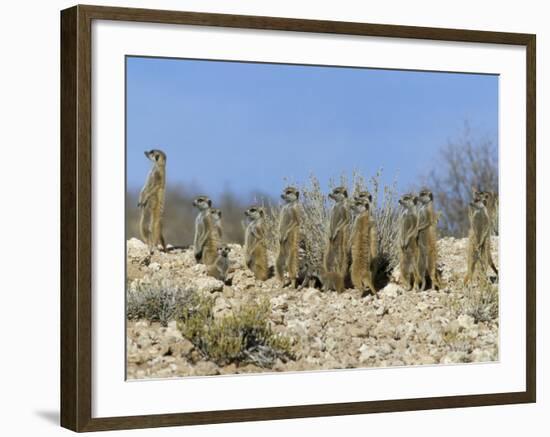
left=177, top=295, right=294, bottom=367
left=425, top=125, right=498, bottom=237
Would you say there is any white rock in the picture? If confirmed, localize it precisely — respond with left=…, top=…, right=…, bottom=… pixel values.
left=457, top=314, right=476, bottom=330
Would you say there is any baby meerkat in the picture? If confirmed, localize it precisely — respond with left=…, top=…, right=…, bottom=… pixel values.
left=244, top=205, right=269, bottom=281
left=276, top=187, right=301, bottom=288
left=464, top=196, right=493, bottom=285
left=207, top=245, right=231, bottom=283
left=398, top=193, right=421, bottom=291
left=192, top=195, right=220, bottom=265
left=349, top=198, right=378, bottom=294
left=416, top=189, right=441, bottom=290
left=323, top=186, right=351, bottom=290
left=138, top=149, right=167, bottom=254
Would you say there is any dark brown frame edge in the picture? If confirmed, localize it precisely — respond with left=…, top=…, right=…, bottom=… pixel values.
left=60, top=4, right=536, bottom=432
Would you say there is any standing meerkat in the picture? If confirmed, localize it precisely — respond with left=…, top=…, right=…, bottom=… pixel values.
left=192, top=195, right=220, bottom=265
left=398, top=193, right=421, bottom=291
left=243, top=206, right=269, bottom=281
left=210, top=208, right=223, bottom=241
left=416, top=189, right=441, bottom=290
left=323, top=186, right=351, bottom=290
left=276, top=187, right=301, bottom=288
left=472, top=188, right=499, bottom=276
left=472, top=187, right=498, bottom=235
left=464, top=196, right=493, bottom=285
left=349, top=198, right=378, bottom=294
left=138, top=149, right=167, bottom=254
left=207, top=245, right=231, bottom=283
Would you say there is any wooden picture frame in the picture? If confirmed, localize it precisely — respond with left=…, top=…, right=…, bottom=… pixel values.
left=60, top=4, right=536, bottom=432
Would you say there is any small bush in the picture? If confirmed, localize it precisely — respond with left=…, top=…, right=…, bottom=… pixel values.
left=126, top=280, right=195, bottom=327
left=460, top=280, right=499, bottom=323
left=177, top=296, right=294, bottom=367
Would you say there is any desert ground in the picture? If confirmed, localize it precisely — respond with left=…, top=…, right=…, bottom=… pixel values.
left=126, top=236, right=499, bottom=379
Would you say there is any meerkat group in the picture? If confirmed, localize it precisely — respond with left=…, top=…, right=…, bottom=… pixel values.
left=138, top=149, right=497, bottom=292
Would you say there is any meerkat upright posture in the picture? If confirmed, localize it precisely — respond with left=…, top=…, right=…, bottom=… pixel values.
left=323, top=187, right=351, bottom=291
left=471, top=188, right=499, bottom=276
left=416, top=189, right=441, bottom=290
left=398, top=193, right=421, bottom=291
left=244, top=206, right=269, bottom=281
left=464, top=196, right=493, bottom=284
left=192, top=195, right=220, bottom=265
left=349, top=198, right=378, bottom=294
left=138, top=149, right=167, bottom=253
left=276, top=187, right=301, bottom=288
left=210, top=208, right=223, bottom=241
left=472, top=187, right=498, bottom=235
left=207, top=245, right=231, bottom=283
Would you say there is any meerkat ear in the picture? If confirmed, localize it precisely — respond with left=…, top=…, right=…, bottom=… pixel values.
left=259, top=207, right=265, bottom=216
left=207, top=199, right=212, bottom=207
left=368, top=193, right=373, bottom=203
left=295, top=190, right=300, bottom=199
left=429, top=191, right=433, bottom=201
left=413, top=196, right=418, bottom=205
left=343, top=189, right=348, bottom=198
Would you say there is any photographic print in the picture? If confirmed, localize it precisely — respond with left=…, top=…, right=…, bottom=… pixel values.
left=125, top=56, right=499, bottom=379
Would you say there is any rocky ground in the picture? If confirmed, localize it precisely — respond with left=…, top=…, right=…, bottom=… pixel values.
left=126, top=237, right=499, bottom=379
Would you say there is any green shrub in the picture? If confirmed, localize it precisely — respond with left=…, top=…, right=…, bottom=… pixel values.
left=177, top=296, right=294, bottom=367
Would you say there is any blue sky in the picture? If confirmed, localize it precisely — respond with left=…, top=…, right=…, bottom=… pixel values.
left=126, top=56, right=498, bottom=200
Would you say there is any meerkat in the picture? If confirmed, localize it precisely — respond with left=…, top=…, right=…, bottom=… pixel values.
left=276, top=187, right=301, bottom=288
left=472, top=188, right=499, bottom=276
left=319, top=270, right=345, bottom=293
left=472, top=187, right=498, bottom=234
left=210, top=207, right=223, bottom=241
left=398, top=193, right=421, bottom=291
left=207, top=245, right=231, bottom=283
left=192, top=195, right=220, bottom=265
left=244, top=206, right=269, bottom=281
left=464, top=196, right=493, bottom=285
left=353, top=190, right=373, bottom=206
left=416, top=188, right=441, bottom=290
left=323, top=186, right=351, bottom=290
left=138, top=149, right=167, bottom=254
left=349, top=198, right=378, bottom=294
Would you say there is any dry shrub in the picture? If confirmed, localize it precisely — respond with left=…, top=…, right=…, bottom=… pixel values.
left=177, top=295, right=294, bottom=367
left=460, top=280, right=499, bottom=323
left=126, top=280, right=195, bottom=327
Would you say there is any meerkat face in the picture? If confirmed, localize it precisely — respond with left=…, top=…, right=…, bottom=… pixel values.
left=281, top=187, right=299, bottom=203
left=354, top=190, right=373, bottom=204
left=350, top=199, right=369, bottom=214
left=418, top=189, right=433, bottom=205
left=145, top=149, right=166, bottom=164
left=329, top=186, right=348, bottom=202
left=193, top=195, right=212, bottom=211
left=217, top=245, right=231, bottom=257
left=470, top=197, right=487, bottom=210
left=399, top=193, right=417, bottom=209
left=245, top=206, right=264, bottom=220
left=210, top=208, right=222, bottom=221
